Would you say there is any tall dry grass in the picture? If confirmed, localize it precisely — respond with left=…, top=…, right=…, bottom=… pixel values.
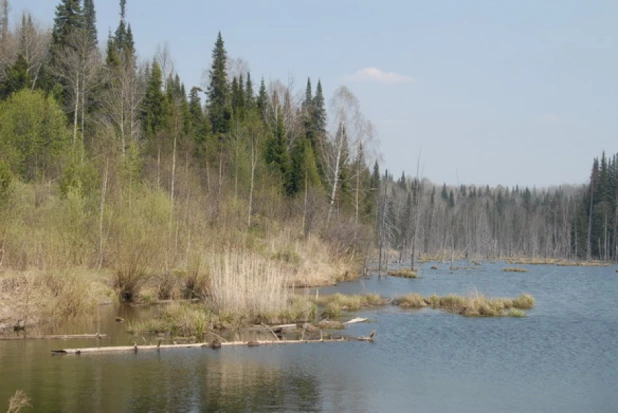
left=207, top=249, right=289, bottom=321
left=6, top=390, right=30, bottom=413
left=0, top=269, right=108, bottom=331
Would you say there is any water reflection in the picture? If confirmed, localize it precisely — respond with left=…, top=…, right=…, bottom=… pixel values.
left=2, top=262, right=618, bottom=412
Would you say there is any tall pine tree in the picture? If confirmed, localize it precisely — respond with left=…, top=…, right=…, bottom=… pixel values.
left=206, top=32, right=230, bottom=137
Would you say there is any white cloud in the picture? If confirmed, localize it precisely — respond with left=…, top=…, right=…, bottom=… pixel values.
left=343, top=67, right=414, bottom=84
left=543, top=113, right=562, bottom=123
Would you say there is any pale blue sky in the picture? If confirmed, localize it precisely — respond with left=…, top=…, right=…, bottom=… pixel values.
left=14, top=0, right=618, bottom=187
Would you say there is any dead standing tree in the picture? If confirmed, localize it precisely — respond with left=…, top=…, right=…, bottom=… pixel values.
left=324, top=86, right=366, bottom=226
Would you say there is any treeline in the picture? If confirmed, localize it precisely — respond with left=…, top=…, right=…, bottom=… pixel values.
left=0, top=0, right=377, bottom=290
left=378, top=152, right=618, bottom=262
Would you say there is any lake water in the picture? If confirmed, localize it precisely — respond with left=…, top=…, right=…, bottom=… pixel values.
left=1, top=261, right=617, bottom=412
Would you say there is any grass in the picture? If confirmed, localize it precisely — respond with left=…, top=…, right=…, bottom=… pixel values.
left=556, top=261, right=610, bottom=267
left=508, top=309, right=526, bottom=318
left=6, top=390, right=30, bottom=413
left=395, top=291, right=535, bottom=317
left=129, top=302, right=212, bottom=340
left=387, top=268, right=418, bottom=278
left=396, top=293, right=427, bottom=309
left=0, top=172, right=367, bottom=330
left=0, top=269, right=111, bottom=332
left=511, top=293, right=535, bottom=309
left=502, top=267, right=529, bottom=273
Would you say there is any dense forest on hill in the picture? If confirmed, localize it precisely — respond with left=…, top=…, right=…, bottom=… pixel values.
left=0, top=0, right=615, bottom=312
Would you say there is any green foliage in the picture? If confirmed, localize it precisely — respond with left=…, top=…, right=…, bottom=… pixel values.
left=264, top=108, right=292, bottom=194
left=51, top=0, right=85, bottom=49
left=83, top=0, right=98, bottom=48
left=0, top=55, right=31, bottom=99
left=0, top=159, right=13, bottom=204
left=58, top=155, right=100, bottom=198
left=0, top=89, right=71, bottom=181
left=290, top=137, right=321, bottom=196
left=141, top=60, right=170, bottom=146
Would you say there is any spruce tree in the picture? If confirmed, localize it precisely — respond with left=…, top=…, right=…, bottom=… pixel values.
left=207, top=32, right=230, bottom=136
left=83, top=0, right=97, bottom=48
left=141, top=60, right=169, bottom=145
left=51, top=0, right=85, bottom=50
left=256, top=78, right=267, bottom=121
left=290, top=137, right=320, bottom=196
left=265, top=107, right=292, bottom=194
left=0, top=54, right=31, bottom=99
left=245, top=73, right=255, bottom=111
left=312, top=79, right=327, bottom=181
left=189, top=86, right=210, bottom=157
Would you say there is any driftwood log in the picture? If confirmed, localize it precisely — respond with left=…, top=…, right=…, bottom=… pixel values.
left=51, top=333, right=376, bottom=355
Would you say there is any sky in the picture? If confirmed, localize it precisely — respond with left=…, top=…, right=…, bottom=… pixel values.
left=13, top=0, right=618, bottom=188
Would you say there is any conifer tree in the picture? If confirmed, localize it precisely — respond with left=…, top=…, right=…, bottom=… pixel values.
left=83, top=0, right=97, bottom=48
left=0, top=55, right=31, bottom=99
left=256, top=77, right=267, bottom=121
left=51, top=0, right=85, bottom=51
left=141, top=59, right=169, bottom=145
left=312, top=79, right=327, bottom=181
left=290, top=137, right=320, bottom=196
left=265, top=107, right=292, bottom=194
left=189, top=86, right=210, bottom=158
left=206, top=32, right=230, bottom=136
left=245, top=73, right=254, bottom=111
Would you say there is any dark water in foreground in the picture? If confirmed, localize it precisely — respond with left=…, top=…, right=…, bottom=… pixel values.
left=1, top=262, right=617, bottom=412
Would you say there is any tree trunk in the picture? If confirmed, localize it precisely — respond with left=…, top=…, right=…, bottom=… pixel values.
left=97, top=156, right=109, bottom=270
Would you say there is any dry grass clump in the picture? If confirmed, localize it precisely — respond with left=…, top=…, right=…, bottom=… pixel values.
left=556, top=261, right=610, bottom=267
left=502, top=267, right=529, bottom=273
left=269, top=231, right=359, bottom=288
left=395, top=291, right=535, bottom=317
left=6, top=390, right=30, bottom=413
left=387, top=268, right=418, bottom=278
left=315, top=293, right=387, bottom=318
left=396, top=293, right=427, bottom=309
left=130, top=302, right=212, bottom=340
left=505, top=258, right=559, bottom=265
left=511, top=293, right=535, bottom=309
left=508, top=309, right=526, bottom=318
left=207, top=249, right=289, bottom=321
left=0, top=269, right=109, bottom=331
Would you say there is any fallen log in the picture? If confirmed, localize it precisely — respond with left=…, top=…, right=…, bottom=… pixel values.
left=343, top=317, right=368, bottom=325
left=1, top=333, right=106, bottom=341
left=51, top=333, right=376, bottom=355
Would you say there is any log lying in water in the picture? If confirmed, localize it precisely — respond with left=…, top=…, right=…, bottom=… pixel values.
left=1, top=333, right=106, bottom=341
left=51, top=334, right=376, bottom=355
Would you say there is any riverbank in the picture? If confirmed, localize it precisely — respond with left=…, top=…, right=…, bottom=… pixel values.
left=0, top=233, right=361, bottom=334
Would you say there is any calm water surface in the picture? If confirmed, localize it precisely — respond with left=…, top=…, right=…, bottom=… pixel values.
left=1, top=262, right=617, bottom=412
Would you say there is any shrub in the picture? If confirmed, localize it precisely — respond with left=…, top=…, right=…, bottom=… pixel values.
left=512, top=293, right=535, bottom=309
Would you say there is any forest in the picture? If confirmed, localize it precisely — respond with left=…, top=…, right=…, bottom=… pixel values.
left=0, top=0, right=616, bottom=328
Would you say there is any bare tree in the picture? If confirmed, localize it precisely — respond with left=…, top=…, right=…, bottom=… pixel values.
left=324, top=86, right=365, bottom=225
left=51, top=29, right=100, bottom=150
left=14, top=13, right=49, bottom=90
left=226, top=56, right=249, bottom=81
left=0, top=0, right=14, bottom=82
left=98, top=60, right=144, bottom=155
left=155, top=42, right=174, bottom=90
